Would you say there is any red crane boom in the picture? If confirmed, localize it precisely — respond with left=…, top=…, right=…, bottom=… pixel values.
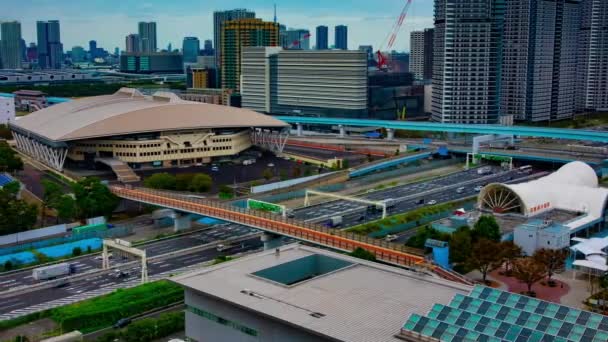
left=288, top=33, right=312, bottom=49
left=376, top=0, right=413, bottom=70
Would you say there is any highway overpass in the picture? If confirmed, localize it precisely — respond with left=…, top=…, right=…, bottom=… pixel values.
left=276, top=116, right=608, bottom=143
left=110, top=186, right=472, bottom=285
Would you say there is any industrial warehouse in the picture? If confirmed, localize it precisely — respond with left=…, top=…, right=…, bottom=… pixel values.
left=9, top=88, right=289, bottom=181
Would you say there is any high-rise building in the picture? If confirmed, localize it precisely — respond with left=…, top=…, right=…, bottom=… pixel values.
left=358, top=45, right=373, bottom=61
left=0, top=21, right=22, bottom=69
left=138, top=22, right=157, bottom=52
left=220, top=18, right=279, bottom=91
left=213, top=9, right=255, bottom=71
left=316, top=26, right=328, bottom=50
left=70, top=46, right=85, bottom=63
left=335, top=25, right=348, bottom=50
left=26, top=43, right=37, bottom=63
left=501, top=0, right=581, bottom=122
left=125, top=34, right=141, bottom=53
left=202, top=39, right=213, bottom=56
left=279, top=25, right=287, bottom=49
left=409, top=28, right=434, bottom=80
left=182, top=37, right=200, bottom=63
left=20, top=39, right=26, bottom=63
left=577, top=0, right=608, bottom=112
left=432, top=0, right=505, bottom=124
left=285, top=29, right=310, bottom=50
left=36, top=20, right=63, bottom=69
left=241, top=47, right=368, bottom=117
left=89, top=40, right=98, bottom=58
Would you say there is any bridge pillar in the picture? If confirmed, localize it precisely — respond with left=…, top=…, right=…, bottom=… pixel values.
left=261, top=232, right=283, bottom=250
left=296, top=123, right=303, bottom=137
left=386, top=128, right=394, bottom=140
left=338, top=125, right=345, bottom=138
left=173, top=213, right=191, bottom=232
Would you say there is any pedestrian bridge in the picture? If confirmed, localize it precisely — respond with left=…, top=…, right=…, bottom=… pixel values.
left=276, top=116, right=608, bottom=143
left=109, top=185, right=473, bottom=285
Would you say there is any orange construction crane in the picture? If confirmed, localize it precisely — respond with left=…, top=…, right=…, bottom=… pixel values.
left=376, top=0, right=413, bottom=70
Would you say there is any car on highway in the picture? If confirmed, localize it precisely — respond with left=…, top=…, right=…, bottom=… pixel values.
left=427, top=200, right=437, bottom=205
left=474, top=185, right=484, bottom=192
left=385, top=234, right=399, bottom=242
left=113, top=318, right=132, bottom=329
left=216, top=244, right=229, bottom=252
left=113, top=269, right=130, bottom=279
left=267, top=163, right=275, bottom=167
left=456, top=187, right=465, bottom=194
left=211, top=166, right=219, bottom=172
left=415, top=199, right=425, bottom=205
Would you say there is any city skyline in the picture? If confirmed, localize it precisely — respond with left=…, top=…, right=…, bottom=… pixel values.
left=0, top=0, right=433, bottom=52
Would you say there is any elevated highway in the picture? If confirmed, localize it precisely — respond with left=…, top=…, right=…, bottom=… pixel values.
left=109, top=186, right=472, bottom=285
left=277, top=116, right=608, bottom=143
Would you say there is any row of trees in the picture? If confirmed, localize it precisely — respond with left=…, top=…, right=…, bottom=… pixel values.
left=0, top=140, right=23, bottom=173
left=42, top=177, right=119, bottom=225
left=143, top=172, right=212, bottom=193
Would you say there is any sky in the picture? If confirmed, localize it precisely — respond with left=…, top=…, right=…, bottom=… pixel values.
left=1, top=0, right=434, bottom=53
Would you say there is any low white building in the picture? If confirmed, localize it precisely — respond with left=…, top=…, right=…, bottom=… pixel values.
left=514, top=219, right=571, bottom=256
left=0, top=96, right=15, bottom=124
left=480, top=161, right=608, bottom=254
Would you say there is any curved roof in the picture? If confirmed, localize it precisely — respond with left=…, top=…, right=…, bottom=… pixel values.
left=10, top=88, right=288, bottom=142
left=479, top=162, right=608, bottom=219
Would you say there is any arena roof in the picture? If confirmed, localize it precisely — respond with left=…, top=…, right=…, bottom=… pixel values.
left=10, top=88, right=288, bottom=143
left=479, top=162, right=608, bottom=229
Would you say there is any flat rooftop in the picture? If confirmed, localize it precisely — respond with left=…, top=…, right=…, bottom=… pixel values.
left=173, top=244, right=471, bottom=342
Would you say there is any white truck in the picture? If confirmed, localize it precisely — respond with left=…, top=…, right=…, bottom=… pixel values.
left=328, top=216, right=343, bottom=228
left=32, top=262, right=72, bottom=281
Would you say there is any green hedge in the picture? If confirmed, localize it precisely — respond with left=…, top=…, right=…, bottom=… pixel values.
left=52, top=280, right=183, bottom=333
left=97, top=311, right=185, bottom=342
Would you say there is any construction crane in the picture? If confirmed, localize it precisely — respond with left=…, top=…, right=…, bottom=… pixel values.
left=376, top=0, right=413, bottom=70
left=288, top=32, right=312, bottom=49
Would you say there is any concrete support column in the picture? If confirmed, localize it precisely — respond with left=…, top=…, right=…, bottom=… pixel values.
left=296, top=123, right=303, bottom=137
left=173, top=213, right=191, bottom=232
left=261, top=232, right=283, bottom=251
left=339, top=125, right=345, bottom=138
left=386, top=128, right=394, bottom=140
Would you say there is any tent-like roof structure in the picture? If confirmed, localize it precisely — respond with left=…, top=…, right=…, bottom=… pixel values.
left=479, top=162, right=608, bottom=226
left=10, top=88, right=288, bottom=143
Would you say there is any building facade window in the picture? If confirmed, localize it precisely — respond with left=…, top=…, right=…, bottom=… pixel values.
left=187, top=305, right=258, bottom=337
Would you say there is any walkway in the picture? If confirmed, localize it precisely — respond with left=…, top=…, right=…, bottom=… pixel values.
left=109, top=186, right=472, bottom=285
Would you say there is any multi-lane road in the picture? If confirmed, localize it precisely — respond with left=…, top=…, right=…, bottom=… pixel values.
left=294, top=167, right=542, bottom=228
left=0, top=225, right=262, bottom=319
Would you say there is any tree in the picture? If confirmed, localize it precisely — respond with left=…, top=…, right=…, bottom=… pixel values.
left=499, top=241, right=522, bottom=275
left=189, top=174, right=212, bottom=192
left=72, top=177, right=119, bottom=219
left=279, top=169, right=288, bottom=181
left=175, top=173, right=195, bottom=191
left=512, top=258, right=546, bottom=295
left=342, top=159, right=350, bottom=170
left=449, top=226, right=472, bottom=264
left=467, top=239, right=503, bottom=284
left=349, top=247, right=376, bottom=261
left=292, top=167, right=302, bottom=178
left=143, top=173, right=176, bottom=190
left=4, top=260, right=14, bottom=271
left=0, top=141, right=23, bottom=173
left=0, top=183, right=38, bottom=235
left=472, top=215, right=501, bottom=242
left=41, top=180, right=63, bottom=225
left=262, top=168, right=274, bottom=181
left=72, top=247, right=82, bottom=256
left=533, top=248, right=568, bottom=284
left=406, top=226, right=451, bottom=249
left=54, top=195, right=77, bottom=222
